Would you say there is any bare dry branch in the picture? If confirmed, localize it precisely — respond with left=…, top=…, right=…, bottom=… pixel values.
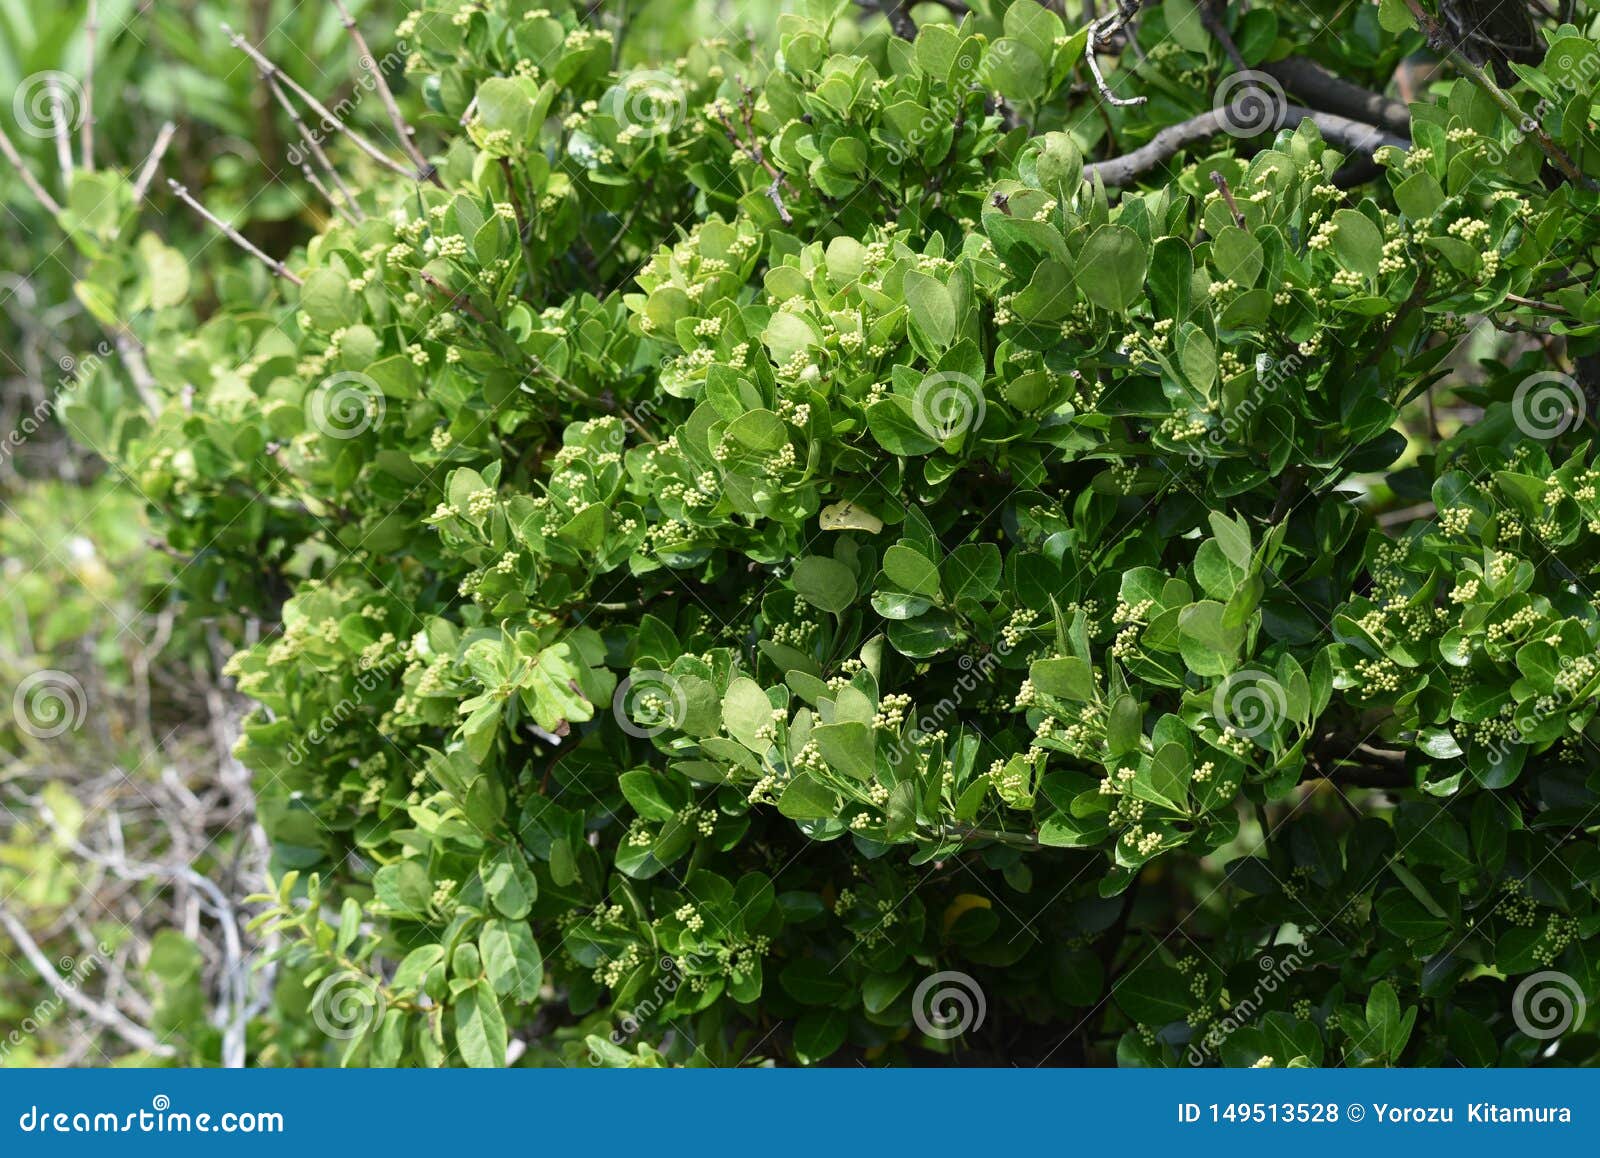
left=220, top=22, right=435, bottom=186
left=1082, top=105, right=1408, bottom=187
left=130, top=121, right=177, bottom=204
left=81, top=0, right=98, bottom=170
left=265, top=76, right=364, bottom=220
left=46, top=75, right=75, bottom=183
left=330, top=0, right=432, bottom=179
left=0, top=907, right=177, bottom=1058
left=0, top=125, right=63, bottom=214
left=166, top=179, right=304, bottom=286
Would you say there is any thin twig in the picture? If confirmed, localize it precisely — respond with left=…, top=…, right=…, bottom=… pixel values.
left=1086, top=3, right=1147, bottom=108
left=0, top=907, right=177, bottom=1058
left=300, top=162, right=359, bottom=225
left=1503, top=291, right=1566, bottom=313
left=715, top=99, right=794, bottom=224
left=266, top=76, right=364, bottom=219
left=46, top=75, right=74, bottom=183
left=166, top=179, right=304, bottom=285
left=130, top=120, right=176, bottom=203
left=330, top=0, right=433, bottom=179
left=1199, top=1, right=1247, bottom=72
left=1401, top=0, right=1591, bottom=189
left=220, top=22, right=426, bottom=185
left=81, top=0, right=98, bottom=170
left=1209, top=170, right=1245, bottom=227
left=0, top=125, right=63, bottom=214
left=419, top=268, right=488, bottom=323
left=112, top=327, right=161, bottom=416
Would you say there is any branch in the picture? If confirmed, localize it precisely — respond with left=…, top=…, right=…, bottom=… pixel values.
left=220, top=23, right=430, bottom=186
left=1307, top=732, right=1414, bottom=788
left=130, top=121, right=176, bottom=204
left=166, top=179, right=304, bottom=286
left=0, top=907, right=177, bottom=1058
left=1086, top=3, right=1149, bottom=108
left=112, top=327, right=161, bottom=417
left=265, top=75, right=364, bottom=220
left=0, top=124, right=63, bottom=214
left=329, top=0, right=433, bottom=180
left=46, top=74, right=74, bottom=184
left=1401, top=0, right=1592, bottom=189
left=1263, top=57, right=1411, bottom=136
left=853, top=0, right=969, bottom=36
left=1082, top=105, right=1407, bottom=187
left=81, top=0, right=98, bottom=170
left=715, top=98, right=794, bottom=225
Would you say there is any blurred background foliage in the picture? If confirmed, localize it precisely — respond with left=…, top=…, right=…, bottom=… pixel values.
left=0, top=0, right=796, bottom=1069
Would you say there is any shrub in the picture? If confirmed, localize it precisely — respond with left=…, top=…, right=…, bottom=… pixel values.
left=25, top=0, right=1600, bottom=1066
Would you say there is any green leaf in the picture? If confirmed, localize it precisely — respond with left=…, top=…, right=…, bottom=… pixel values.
left=480, top=919, right=544, bottom=1002
left=1177, top=601, right=1241, bottom=677
left=476, top=77, right=536, bottom=141
left=883, top=543, right=942, bottom=599
left=793, top=556, right=857, bottom=614
left=1113, top=960, right=1192, bottom=1024
left=455, top=982, right=508, bottom=1068
left=793, top=1007, right=849, bottom=1062
left=1394, top=802, right=1473, bottom=878
left=943, top=543, right=1000, bottom=603
left=867, top=396, right=941, bottom=456
left=902, top=269, right=958, bottom=351
left=777, top=773, right=839, bottom=820
left=1076, top=226, right=1147, bottom=311
left=1330, top=208, right=1383, bottom=277
left=1029, top=656, right=1095, bottom=702
left=480, top=846, right=538, bottom=919
left=1212, top=227, right=1263, bottom=288
left=780, top=958, right=852, bottom=1005
left=722, top=677, right=775, bottom=750
left=1394, top=171, right=1444, bottom=220
left=812, top=720, right=876, bottom=781
left=299, top=268, right=360, bottom=331
left=1365, top=980, right=1416, bottom=1060
left=1378, top=0, right=1417, bottom=33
